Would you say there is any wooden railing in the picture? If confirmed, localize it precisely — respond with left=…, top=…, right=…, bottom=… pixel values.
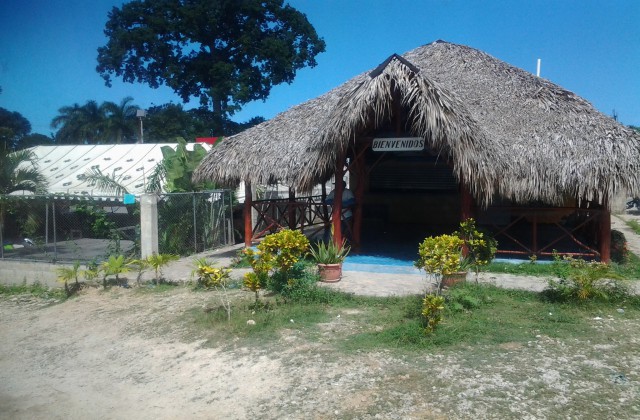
left=483, top=207, right=603, bottom=259
left=250, top=195, right=331, bottom=241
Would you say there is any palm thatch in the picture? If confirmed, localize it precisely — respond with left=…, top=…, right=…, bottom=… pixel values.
left=193, top=40, right=640, bottom=208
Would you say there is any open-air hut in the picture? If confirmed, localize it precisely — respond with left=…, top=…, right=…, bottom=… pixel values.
left=193, top=40, right=640, bottom=262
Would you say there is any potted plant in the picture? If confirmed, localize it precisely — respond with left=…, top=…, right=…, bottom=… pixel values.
left=309, top=239, right=351, bottom=282
left=415, top=234, right=466, bottom=292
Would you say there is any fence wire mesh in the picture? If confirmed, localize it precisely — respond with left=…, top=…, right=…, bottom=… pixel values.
left=0, top=190, right=234, bottom=263
left=156, top=191, right=235, bottom=255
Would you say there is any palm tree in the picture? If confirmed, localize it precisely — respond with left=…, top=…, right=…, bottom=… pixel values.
left=79, top=166, right=130, bottom=196
left=51, top=100, right=106, bottom=144
left=100, top=96, right=138, bottom=143
left=0, top=148, right=47, bottom=246
left=0, top=148, right=47, bottom=195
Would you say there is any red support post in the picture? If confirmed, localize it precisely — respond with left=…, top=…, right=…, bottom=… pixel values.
left=244, top=181, right=253, bottom=248
left=460, top=181, right=475, bottom=222
left=332, top=153, right=345, bottom=247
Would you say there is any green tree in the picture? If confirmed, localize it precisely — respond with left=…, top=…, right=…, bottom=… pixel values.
left=51, top=98, right=140, bottom=144
left=144, top=103, right=209, bottom=142
left=100, top=96, right=138, bottom=143
left=0, top=107, right=32, bottom=151
left=0, top=148, right=47, bottom=244
left=97, top=0, right=325, bottom=133
left=51, top=101, right=105, bottom=144
left=15, top=133, right=54, bottom=150
left=0, top=148, right=47, bottom=195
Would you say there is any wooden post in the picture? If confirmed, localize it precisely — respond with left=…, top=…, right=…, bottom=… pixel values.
left=332, top=153, right=345, bottom=247
left=244, top=181, right=253, bottom=247
left=288, top=187, right=296, bottom=230
left=532, top=212, right=538, bottom=256
left=599, top=206, right=611, bottom=263
left=460, top=181, right=475, bottom=222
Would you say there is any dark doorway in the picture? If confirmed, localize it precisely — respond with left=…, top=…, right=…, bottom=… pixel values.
left=353, top=148, right=461, bottom=260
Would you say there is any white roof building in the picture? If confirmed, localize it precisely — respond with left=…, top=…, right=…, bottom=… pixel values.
left=25, top=143, right=211, bottom=197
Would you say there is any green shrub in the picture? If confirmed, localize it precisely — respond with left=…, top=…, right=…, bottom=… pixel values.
left=194, top=258, right=233, bottom=321
left=415, top=234, right=464, bottom=277
left=422, top=294, right=445, bottom=334
left=611, top=230, right=629, bottom=264
left=544, top=254, right=629, bottom=302
left=446, top=286, right=483, bottom=312
left=258, top=229, right=310, bottom=273
left=455, top=218, right=498, bottom=280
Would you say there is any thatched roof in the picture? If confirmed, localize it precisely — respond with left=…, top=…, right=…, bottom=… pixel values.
left=193, top=40, right=640, bottom=207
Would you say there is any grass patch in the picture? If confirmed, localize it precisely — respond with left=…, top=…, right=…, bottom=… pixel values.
left=0, top=282, right=67, bottom=300
left=487, top=255, right=640, bottom=281
left=133, top=282, right=182, bottom=294
left=625, top=218, right=640, bottom=235
left=179, top=281, right=640, bottom=353
left=611, top=252, right=640, bottom=279
left=486, top=260, right=557, bottom=277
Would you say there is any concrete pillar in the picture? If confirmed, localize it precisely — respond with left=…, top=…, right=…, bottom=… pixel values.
left=140, top=194, right=159, bottom=258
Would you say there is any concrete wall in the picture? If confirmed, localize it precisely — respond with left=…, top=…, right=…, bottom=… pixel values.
left=0, top=261, right=60, bottom=288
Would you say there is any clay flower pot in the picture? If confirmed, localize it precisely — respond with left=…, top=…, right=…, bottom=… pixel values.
left=441, top=271, right=468, bottom=288
left=318, top=263, right=342, bottom=282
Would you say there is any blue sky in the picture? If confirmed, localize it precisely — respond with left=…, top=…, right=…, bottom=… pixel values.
left=0, top=0, right=638, bottom=136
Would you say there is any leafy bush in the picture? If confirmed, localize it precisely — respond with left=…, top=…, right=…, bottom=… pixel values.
left=611, top=230, right=629, bottom=264
left=273, top=262, right=329, bottom=303
left=422, top=294, right=445, bottom=334
left=545, top=254, right=629, bottom=302
left=257, top=229, right=310, bottom=273
left=194, top=258, right=233, bottom=320
left=446, top=286, right=483, bottom=312
left=415, top=234, right=465, bottom=276
left=455, top=218, right=497, bottom=279
left=242, top=229, right=311, bottom=305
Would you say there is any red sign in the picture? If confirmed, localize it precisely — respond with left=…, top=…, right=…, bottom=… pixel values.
left=196, top=137, right=219, bottom=145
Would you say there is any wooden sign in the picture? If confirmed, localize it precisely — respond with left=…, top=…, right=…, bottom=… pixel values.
left=372, top=137, right=424, bottom=152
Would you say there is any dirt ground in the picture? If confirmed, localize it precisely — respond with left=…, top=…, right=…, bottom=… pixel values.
left=2, top=211, right=640, bottom=419
left=1, top=284, right=640, bottom=420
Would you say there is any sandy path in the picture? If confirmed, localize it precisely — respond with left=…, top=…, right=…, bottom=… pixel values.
left=0, top=288, right=292, bottom=420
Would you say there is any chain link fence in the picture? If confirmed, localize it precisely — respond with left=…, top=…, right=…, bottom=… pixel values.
left=157, top=191, right=235, bottom=255
left=0, top=190, right=235, bottom=263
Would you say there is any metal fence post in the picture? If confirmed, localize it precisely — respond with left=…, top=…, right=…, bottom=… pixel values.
left=228, top=190, right=234, bottom=245
left=192, top=192, right=197, bottom=253
left=52, top=198, right=57, bottom=260
left=0, top=203, right=3, bottom=260
left=45, top=201, right=49, bottom=245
